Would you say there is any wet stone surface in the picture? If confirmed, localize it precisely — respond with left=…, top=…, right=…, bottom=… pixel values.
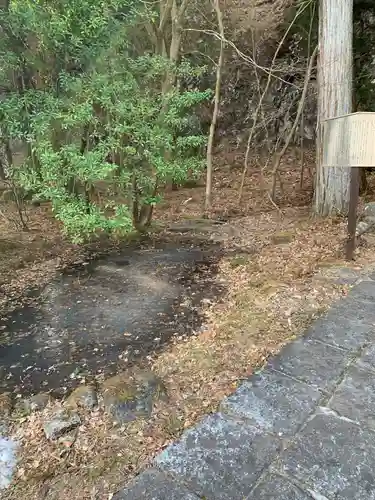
left=0, top=245, right=224, bottom=397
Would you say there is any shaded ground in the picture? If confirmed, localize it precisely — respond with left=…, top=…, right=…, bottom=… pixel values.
left=0, top=245, right=224, bottom=397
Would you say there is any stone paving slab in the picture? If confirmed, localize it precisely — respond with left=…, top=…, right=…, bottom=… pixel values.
left=357, top=343, right=375, bottom=371
left=329, top=365, right=375, bottom=429
left=247, top=473, right=314, bottom=499
left=306, top=312, right=372, bottom=350
left=330, top=292, right=375, bottom=324
left=267, top=338, right=350, bottom=392
left=348, top=280, right=375, bottom=301
left=221, top=368, right=321, bottom=436
left=113, top=469, right=200, bottom=499
left=279, top=411, right=375, bottom=499
left=155, top=412, right=280, bottom=500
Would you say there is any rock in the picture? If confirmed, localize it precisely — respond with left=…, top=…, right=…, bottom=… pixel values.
left=65, top=385, right=98, bottom=410
left=43, top=409, right=81, bottom=440
left=357, top=203, right=375, bottom=235
left=364, top=202, right=375, bottom=219
left=271, top=232, right=294, bottom=245
left=0, top=394, right=11, bottom=419
left=102, top=370, right=167, bottom=425
left=0, top=437, right=18, bottom=490
left=23, top=393, right=51, bottom=413
left=356, top=220, right=370, bottom=236
left=0, top=394, right=11, bottom=435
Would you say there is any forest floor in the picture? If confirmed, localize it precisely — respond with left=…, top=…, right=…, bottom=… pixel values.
left=2, top=146, right=375, bottom=499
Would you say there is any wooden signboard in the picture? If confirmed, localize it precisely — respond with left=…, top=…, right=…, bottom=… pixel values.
left=323, top=112, right=375, bottom=168
left=322, top=112, right=375, bottom=260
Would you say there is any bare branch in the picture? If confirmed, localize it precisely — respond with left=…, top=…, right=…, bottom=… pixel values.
left=271, top=46, right=318, bottom=200
left=237, top=0, right=312, bottom=205
left=184, top=28, right=303, bottom=88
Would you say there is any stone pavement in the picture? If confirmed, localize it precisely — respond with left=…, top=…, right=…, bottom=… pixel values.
left=114, top=277, right=375, bottom=499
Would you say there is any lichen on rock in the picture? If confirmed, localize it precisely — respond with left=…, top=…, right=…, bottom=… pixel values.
left=101, top=369, right=168, bottom=425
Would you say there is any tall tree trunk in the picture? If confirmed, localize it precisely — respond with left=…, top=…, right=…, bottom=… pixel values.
left=314, top=0, right=353, bottom=216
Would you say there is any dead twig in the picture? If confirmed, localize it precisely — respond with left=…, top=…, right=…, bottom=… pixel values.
left=271, top=46, right=318, bottom=201
left=238, top=0, right=312, bottom=205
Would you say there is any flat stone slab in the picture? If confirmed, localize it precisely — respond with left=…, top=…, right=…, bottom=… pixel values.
left=349, top=280, right=375, bottom=301
left=155, top=412, right=280, bottom=500
left=330, top=365, right=375, bottom=429
left=357, top=343, right=375, bottom=371
left=279, top=412, right=375, bottom=499
left=329, top=292, right=375, bottom=324
left=306, top=312, right=372, bottom=351
left=113, top=468, right=199, bottom=499
left=268, top=338, right=350, bottom=392
left=221, top=369, right=321, bottom=436
left=247, top=473, right=313, bottom=499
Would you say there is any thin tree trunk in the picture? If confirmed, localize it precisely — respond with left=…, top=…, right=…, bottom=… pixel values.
left=205, top=0, right=224, bottom=214
left=314, top=0, right=353, bottom=216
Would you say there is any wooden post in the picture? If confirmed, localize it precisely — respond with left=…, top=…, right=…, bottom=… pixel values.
left=345, top=166, right=359, bottom=260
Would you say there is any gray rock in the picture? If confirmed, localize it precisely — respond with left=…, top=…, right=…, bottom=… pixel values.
left=22, top=393, right=51, bottom=413
left=356, top=220, right=372, bottom=236
left=65, top=385, right=98, bottom=410
left=0, top=393, right=11, bottom=434
left=102, top=370, right=167, bottom=425
left=364, top=202, right=375, bottom=219
left=113, top=468, right=199, bottom=499
left=221, top=368, right=321, bottom=436
left=267, top=338, right=350, bottom=393
left=330, top=365, right=375, bottom=429
left=43, top=409, right=81, bottom=440
left=279, top=412, right=375, bottom=499
left=155, top=412, right=280, bottom=500
left=247, top=473, right=314, bottom=499
left=0, top=394, right=11, bottom=419
left=0, top=436, right=18, bottom=490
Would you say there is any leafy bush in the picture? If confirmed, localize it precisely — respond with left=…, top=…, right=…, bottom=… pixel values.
left=0, top=0, right=211, bottom=242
